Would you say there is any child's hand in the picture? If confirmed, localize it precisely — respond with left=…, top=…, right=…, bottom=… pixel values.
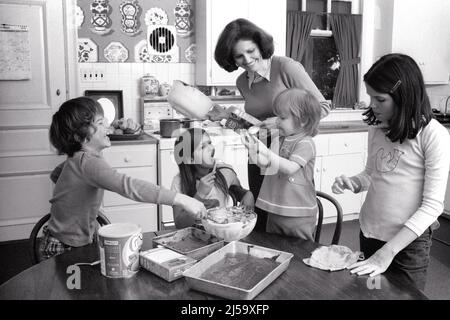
left=332, top=175, right=359, bottom=194
left=240, top=191, right=255, bottom=210
left=197, top=170, right=216, bottom=197
left=173, top=194, right=207, bottom=219
left=347, top=244, right=396, bottom=277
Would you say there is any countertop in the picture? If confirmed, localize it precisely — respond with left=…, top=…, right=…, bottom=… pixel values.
left=318, top=120, right=368, bottom=133
left=109, top=133, right=158, bottom=145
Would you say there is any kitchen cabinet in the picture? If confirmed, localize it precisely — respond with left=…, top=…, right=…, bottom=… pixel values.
left=195, top=0, right=287, bottom=86
left=102, top=144, right=159, bottom=232
left=313, top=132, right=368, bottom=220
left=373, top=0, right=450, bottom=84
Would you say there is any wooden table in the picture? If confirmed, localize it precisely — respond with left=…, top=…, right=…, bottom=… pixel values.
left=0, top=231, right=427, bottom=300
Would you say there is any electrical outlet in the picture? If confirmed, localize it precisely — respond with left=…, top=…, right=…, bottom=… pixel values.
left=80, top=67, right=106, bottom=82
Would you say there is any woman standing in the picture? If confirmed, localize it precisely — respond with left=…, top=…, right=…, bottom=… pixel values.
left=214, top=18, right=330, bottom=230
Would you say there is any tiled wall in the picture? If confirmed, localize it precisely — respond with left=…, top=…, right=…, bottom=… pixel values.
left=79, top=62, right=195, bottom=121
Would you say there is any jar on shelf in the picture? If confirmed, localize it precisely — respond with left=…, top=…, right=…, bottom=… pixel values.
left=142, top=74, right=159, bottom=97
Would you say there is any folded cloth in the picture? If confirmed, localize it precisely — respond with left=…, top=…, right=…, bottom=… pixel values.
left=303, top=245, right=364, bottom=271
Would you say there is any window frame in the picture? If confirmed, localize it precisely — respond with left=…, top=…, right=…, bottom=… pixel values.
left=300, top=0, right=360, bottom=37
left=299, top=0, right=361, bottom=106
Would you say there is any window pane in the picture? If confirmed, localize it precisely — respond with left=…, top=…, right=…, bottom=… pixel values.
left=301, top=37, right=340, bottom=101
left=307, top=0, right=327, bottom=29
left=331, top=1, right=352, bottom=14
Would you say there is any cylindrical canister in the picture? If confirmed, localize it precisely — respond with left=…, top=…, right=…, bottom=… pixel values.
left=142, top=74, right=159, bottom=97
left=98, top=223, right=143, bottom=278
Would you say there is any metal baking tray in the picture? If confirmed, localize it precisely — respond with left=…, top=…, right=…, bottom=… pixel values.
left=152, top=227, right=224, bottom=261
left=183, top=241, right=294, bottom=300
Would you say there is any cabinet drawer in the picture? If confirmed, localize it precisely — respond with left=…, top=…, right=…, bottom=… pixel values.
left=328, top=133, right=366, bottom=155
left=103, top=144, right=157, bottom=168
left=103, top=167, right=157, bottom=207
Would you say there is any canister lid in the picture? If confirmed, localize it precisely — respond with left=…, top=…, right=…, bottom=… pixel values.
left=98, top=223, right=141, bottom=238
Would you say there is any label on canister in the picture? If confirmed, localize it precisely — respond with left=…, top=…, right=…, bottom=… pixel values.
left=98, top=223, right=143, bottom=278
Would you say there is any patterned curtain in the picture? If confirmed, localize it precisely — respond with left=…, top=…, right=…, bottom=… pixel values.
left=286, top=11, right=316, bottom=62
left=329, top=14, right=362, bottom=109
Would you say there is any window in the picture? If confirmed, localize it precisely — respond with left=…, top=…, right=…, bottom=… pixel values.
left=286, top=0, right=360, bottom=104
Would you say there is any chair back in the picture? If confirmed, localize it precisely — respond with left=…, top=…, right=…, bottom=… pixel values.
left=29, top=212, right=111, bottom=265
left=314, top=191, right=343, bottom=245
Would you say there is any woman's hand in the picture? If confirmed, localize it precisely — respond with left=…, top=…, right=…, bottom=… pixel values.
left=173, top=193, right=207, bottom=219
left=331, top=175, right=359, bottom=194
left=206, top=104, right=231, bottom=121
left=240, top=191, right=255, bottom=210
left=260, top=117, right=278, bottom=130
left=197, top=170, right=216, bottom=197
left=347, top=245, right=396, bottom=277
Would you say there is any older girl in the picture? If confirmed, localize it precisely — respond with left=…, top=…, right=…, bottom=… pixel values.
left=332, top=53, right=450, bottom=289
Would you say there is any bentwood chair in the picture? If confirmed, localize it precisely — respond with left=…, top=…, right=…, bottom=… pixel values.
left=315, top=191, right=343, bottom=245
left=29, top=212, right=111, bottom=265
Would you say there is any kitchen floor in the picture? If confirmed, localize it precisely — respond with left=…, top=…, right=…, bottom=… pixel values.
left=1, top=217, right=449, bottom=300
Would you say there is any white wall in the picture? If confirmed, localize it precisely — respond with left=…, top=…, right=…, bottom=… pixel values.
left=78, top=63, right=195, bottom=121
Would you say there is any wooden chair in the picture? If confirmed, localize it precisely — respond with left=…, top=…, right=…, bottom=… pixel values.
left=29, top=212, right=111, bottom=265
left=315, top=191, right=343, bottom=245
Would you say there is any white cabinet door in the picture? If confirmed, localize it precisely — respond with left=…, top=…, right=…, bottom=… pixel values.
left=389, top=0, right=450, bottom=84
left=320, top=153, right=365, bottom=217
left=248, top=0, right=286, bottom=57
left=210, top=0, right=249, bottom=85
left=159, top=149, right=180, bottom=226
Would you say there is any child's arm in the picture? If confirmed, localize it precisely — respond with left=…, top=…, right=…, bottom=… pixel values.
left=241, top=132, right=300, bottom=174
left=332, top=128, right=374, bottom=194
left=81, top=154, right=206, bottom=218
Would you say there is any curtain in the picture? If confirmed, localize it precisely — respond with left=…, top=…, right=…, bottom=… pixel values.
left=329, top=14, right=362, bottom=109
left=286, top=11, right=315, bottom=62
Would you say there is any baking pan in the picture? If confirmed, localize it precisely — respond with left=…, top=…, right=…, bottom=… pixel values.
left=183, top=241, right=294, bottom=300
left=152, top=227, right=224, bottom=261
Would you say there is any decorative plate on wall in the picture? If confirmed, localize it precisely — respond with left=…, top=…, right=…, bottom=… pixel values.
left=119, top=0, right=141, bottom=36
left=104, top=41, right=128, bottom=62
left=174, top=0, right=193, bottom=37
left=184, top=43, right=196, bottom=63
left=75, top=5, right=84, bottom=28
left=90, top=0, right=112, bottom=35
left=145, top=7, right=169, bottom=26
left=78, top=38, right=98, bottom=62
left=134, top=39, right=150, bottom=62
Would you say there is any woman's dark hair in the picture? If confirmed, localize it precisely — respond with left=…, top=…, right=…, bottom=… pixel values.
left=49, top=97, right=103, bottom=157
left=214, top=18, right=274, bottom=72
left=363, top=53, right=432, bottom=143
left=174, top=128, right=229, bottom=198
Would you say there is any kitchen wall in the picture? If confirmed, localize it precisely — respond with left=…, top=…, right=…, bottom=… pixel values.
left=77, top=0, right=197, bottom=121
left=77, top=0, right=450, bottom=122
left=427, top=84, right=450, bottom=113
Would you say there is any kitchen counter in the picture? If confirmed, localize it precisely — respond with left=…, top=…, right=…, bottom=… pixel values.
left=109, top=133, right=158, bottom=145
left=318, top=120, right=368, bottom=133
